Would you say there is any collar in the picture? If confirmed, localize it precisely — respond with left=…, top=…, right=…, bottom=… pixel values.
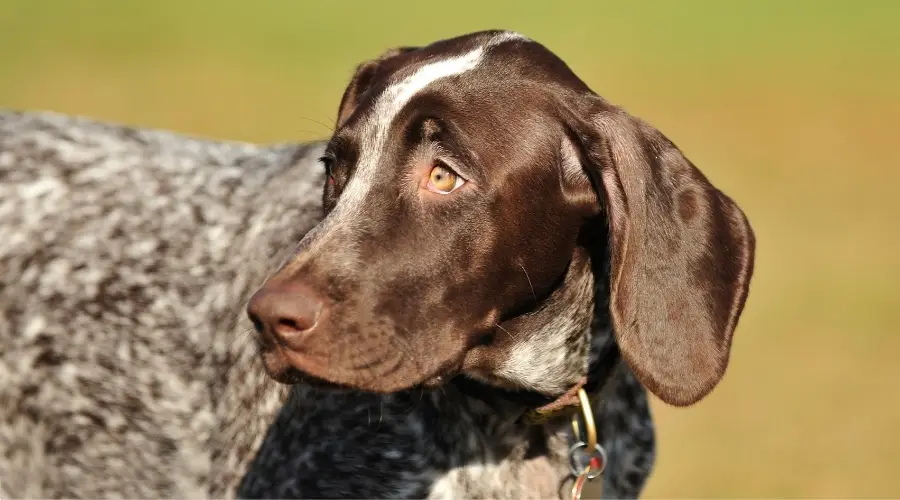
left=526, top=342, right=620, bottom=423
left=453, top=342, right=621, bottom=424
left=453, top=342, right=619, bottom=500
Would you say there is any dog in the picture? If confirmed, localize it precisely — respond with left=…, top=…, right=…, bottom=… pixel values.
left=241, top=30, right=755, bottom=499
left=239, top=31, right=755, bottom=498
left=0, top=57, right=671, bottom=500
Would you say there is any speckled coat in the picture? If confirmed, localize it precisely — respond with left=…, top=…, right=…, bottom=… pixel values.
left=0, top=110, right=654, bottom=499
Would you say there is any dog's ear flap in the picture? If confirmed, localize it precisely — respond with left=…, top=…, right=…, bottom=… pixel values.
left=335, top=47, right=420, bottom=128
left=573, top=105, right=756, bottom=406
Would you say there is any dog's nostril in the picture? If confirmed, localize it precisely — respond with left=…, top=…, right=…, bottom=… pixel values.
left=249, top=312, right=265, bottom=334
left=276, top=317, right=314, bottom=333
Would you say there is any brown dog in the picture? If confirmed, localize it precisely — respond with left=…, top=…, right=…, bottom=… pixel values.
left=245, top=30, right=755, bottom=498
left=249, top=30, right=754, bottom=406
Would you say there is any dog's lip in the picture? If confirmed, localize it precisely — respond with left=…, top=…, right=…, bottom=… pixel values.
left=271, top=342, right=468, bottom=393
left=281, top=347, right=331, bottom=378
left=259, top=348, right=300, bottom=383
left=261, top=341, right=460, bottom=392
left=279, top=348, right=404, bottom=391
left=259, top=347, right=346, bottom=389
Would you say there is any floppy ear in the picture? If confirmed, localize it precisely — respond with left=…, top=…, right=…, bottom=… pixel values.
left=335, top=46, right=420, bottom=128
left=574, top=103, right=755, bottom=407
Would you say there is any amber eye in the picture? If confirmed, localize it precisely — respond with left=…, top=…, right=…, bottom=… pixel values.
left=427, top=163, right=464, bottom=194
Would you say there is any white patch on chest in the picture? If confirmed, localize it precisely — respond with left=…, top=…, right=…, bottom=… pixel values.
left=426, top=446, right=563, bottom=499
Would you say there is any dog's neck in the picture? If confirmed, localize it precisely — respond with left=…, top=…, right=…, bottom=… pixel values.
left=236, top=337, right=623, bottom=499
left=452, top=337, right=620, bottom=424
left=235, top=333, right=626, bottom=499
left=459, top=248, right=603, bottom=397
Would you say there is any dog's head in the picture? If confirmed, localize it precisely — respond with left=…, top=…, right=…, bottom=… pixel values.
left=248, top=31, right=755, bottom=407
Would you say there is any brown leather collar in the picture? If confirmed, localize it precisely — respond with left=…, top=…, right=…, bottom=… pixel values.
left=525, top=376, right=588, bottom=423
left=454, top=342, right=621, bottom=424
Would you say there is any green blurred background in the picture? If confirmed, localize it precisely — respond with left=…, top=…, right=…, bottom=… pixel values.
left=2, top=1, right=898, bottom=497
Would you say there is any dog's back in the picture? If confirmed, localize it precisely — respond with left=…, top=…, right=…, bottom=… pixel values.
left=0, top=110, right=324, bottom=497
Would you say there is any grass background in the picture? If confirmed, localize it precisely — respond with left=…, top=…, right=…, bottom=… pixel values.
left=2, top=1, right=899, bottom=497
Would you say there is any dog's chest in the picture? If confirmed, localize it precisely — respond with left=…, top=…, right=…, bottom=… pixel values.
left=425, top=427, right=571, bottom=500
left=427, top=454, right=565, bottom=499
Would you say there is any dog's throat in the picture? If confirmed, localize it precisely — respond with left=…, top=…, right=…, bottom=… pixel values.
left=455, top=342, right=620, bottom=422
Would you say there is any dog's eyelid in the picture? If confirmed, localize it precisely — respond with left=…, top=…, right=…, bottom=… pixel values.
left=435, top=157, right=471, bottom=182
left=319, top=159, right=338, bottom=183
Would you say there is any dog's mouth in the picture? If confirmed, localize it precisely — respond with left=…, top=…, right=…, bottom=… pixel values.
left=260, top=348, right=356, bottom=390
left=258, top=336, right=468, bottom=394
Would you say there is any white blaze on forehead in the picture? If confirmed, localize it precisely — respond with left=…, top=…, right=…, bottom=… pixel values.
left=370, top=30, right=529, bottom=149
left=326, top=46, right=487, bottom=222
left=354, top=48, right=484, bottom=187
left=284, top=32, right=532, bottom=272
left=335, top=32, right=531, bottom=217
left=373, top=48, right=484, bottom=135
left=297, top=32, right=530, bottom=261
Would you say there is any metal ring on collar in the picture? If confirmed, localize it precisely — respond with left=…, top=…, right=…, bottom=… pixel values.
left=568, top=441, right=608, bottom=480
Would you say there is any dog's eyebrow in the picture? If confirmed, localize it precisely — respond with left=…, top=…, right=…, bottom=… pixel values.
left=372, top=31, right=529, bottom=137
left=333, top=33, right=530, bottom=216
left=365, top=48, right=485, bottom=154
left=429, top=123, right=483, bottom=184
left=324, top=135, right=354, bottom=158
left=339, top=46, right=489, bottom=211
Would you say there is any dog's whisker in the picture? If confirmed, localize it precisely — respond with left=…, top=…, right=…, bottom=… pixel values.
left=494, top=322, right=515, bottom=339
left=220, top=328, right=259, bottom=379
left=294, top=115, right=336, bottom=134
left=394, top=326, right=429, bottom=381
left=519, top=263, right=537, bottom=303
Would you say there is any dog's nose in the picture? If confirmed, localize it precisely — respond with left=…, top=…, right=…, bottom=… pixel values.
left=247, top=282, right=327, bottom=349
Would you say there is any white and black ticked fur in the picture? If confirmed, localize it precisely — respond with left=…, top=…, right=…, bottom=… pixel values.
left=0, top=109, right=655, bottom=498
